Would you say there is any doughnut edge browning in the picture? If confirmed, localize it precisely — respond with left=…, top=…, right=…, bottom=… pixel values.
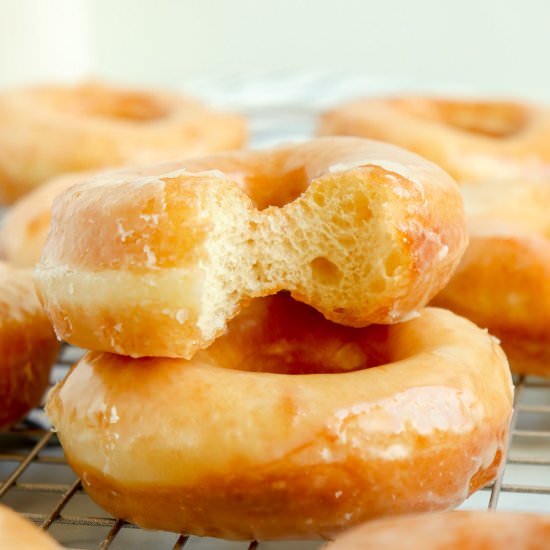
left=433, top=235, right=550, bottom=376
left=34, top=137, right=468, bottom=358
left=433, top=179, right=550, bottom=377
left=0, top=263, right=59, bottom=430
left=46, top=306, right=513, bottom=540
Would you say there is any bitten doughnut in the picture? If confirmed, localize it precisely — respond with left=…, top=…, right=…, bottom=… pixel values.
left=0, top=504, right=61, bottom=549
left=319, top=97, right=550, bottom=182
left=0, top=171, right=95, bottom=267
left=47, top=298, right=512, bottom=540
left=0, top=81, right=247, bottom=203
left=324, top=511, right=550, bottom=549
left=433, top=179, right=550, bottom=377
left=0, top=262, right=59, bottom=429
left=35, top=137, right=467, bottom=359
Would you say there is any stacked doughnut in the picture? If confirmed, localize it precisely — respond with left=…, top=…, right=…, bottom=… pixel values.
left=320, top=97, right=550, bottom=377
left=38, top=137, right=513, bottom=540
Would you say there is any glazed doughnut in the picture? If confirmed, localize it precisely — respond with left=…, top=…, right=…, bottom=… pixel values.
left=319, top=96, right=550, bottom=182
left=0, top=262, right=59, bottom=429
left=323, top=511, right=550, bottom=549
left=0, top=504, right=60, bottom=549
left=35, top=137, right=467, bottom=359
left=433, top=179, right=550, bottom=377
left=0, top=171, right=95, bottom=267
left=46, top=297, right=513, bottom=540
left=0, top=81, right=247, bottom=203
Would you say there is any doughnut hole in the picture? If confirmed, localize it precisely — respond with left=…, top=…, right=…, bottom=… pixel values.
left=194, top=293, right=390, bottom=375
left=182, top=152, right=314, bottom=210
left=393, top=98, right=528, bottom=138
left=227, top=166, right=310, bottom=210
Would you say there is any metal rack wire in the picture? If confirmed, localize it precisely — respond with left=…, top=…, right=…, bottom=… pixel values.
left=1, top=344, right=550, bottom=549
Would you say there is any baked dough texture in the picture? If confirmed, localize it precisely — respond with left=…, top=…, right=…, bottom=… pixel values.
left=35, top=137, right=468, bottom=359
left=46, top=299, right=512, bottom=540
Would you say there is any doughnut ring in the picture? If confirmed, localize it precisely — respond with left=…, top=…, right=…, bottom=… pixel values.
left=35, top=137, right=467, bottom=359
left=0, top=504, right=60, bottom=549
left=0, top=262, right=59, bottom=430
left=433, top=179, right=550, bottom=377
left=0, top=171, right=96, bottom=267
left=318, top=96, right=550, bottom=182
left=324, top=511, right=550, bottom=549
left=46, top=298, right=513, bottom=540
left=0, top=82, right=247, bottom=203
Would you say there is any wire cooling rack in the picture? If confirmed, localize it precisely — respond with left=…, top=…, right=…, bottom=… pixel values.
left=2, top=75, right=550, bottom=547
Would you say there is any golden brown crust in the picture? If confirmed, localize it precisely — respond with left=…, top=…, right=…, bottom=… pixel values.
left=0, top=504, right=60, bottom=549
left=0, top=82, right=247, bottom=203
left=35, top=137, right=467, bottom=358
left=0, top=263, right=59, bottom=429
left=323, top=511, right=550, bottom=549
left=433, top=179, right=550, bottom=376
left=46, top=302, right=513, bottom=539
left=318, top=97, right=550, bottom=183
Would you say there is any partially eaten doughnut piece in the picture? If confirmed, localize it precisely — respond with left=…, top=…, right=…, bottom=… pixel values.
left=35, top=137, right=467, bottom=358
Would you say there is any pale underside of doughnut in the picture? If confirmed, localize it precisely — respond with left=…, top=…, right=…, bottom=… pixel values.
left=35, top=137, right=467, bottom=359
left=318, top=97, right=550, bottom=183
left=0, top=82, right=247, bottom=203
left=433, top=179, right=550, bottom=376
left=323, top=511, right=550, bottom=549
left=0, top=504, right=61, bottom=550
left=0, top=263, right=59, bottom=429
left=46, top=303, right=513, bottom=540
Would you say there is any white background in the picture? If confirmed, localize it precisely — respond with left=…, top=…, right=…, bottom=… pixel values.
left=1, top=0, right=549, bottom=100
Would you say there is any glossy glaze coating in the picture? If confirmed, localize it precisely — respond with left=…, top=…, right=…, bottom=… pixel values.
left=0, top=82, right=247, bottom=203
left=324, top=511, right=550, bottom=549
left=47, top=299, right=513, bottom=539
left=35, top=137, right=467, bottom=358
left=319, top=97, right=550, bottom=183
left=0, top=262, right=59, bottom=429
left=433, top=179, right=550, bottom=376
